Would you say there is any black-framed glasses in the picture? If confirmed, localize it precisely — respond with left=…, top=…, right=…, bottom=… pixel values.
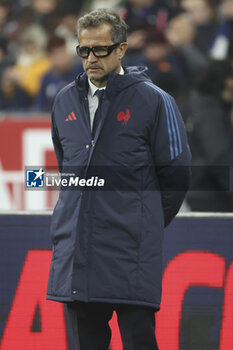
left=76, top=43, right=121, bottom=58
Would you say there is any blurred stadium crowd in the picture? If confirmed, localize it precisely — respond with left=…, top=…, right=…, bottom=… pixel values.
left=0, top=0, right=233, bottom=211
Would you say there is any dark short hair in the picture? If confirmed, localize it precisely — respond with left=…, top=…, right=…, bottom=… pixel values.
left=77, top=8, right=128, bottom=44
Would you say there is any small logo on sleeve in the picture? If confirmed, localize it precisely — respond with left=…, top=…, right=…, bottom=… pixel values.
left=26, top=168, right=45, bottom=188
left=65, top=112, right=77, bottom=121
left=117, top=109, right=131, bottom=125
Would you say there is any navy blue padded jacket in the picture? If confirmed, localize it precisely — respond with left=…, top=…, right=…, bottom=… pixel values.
left=47, top=66, right=191, bottom=310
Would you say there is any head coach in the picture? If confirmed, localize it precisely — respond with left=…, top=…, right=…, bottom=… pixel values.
left=46, top=8, right=191, bottom=350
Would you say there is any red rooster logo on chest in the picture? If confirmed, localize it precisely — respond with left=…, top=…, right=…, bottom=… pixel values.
left=117, top=109, right=131, bottom=125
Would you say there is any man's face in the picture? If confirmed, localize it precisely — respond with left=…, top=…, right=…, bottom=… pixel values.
left=79, top=23, right=128, bottom=87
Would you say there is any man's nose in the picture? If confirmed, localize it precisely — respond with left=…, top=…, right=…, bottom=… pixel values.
left=87, top=51, right=98, bottom=63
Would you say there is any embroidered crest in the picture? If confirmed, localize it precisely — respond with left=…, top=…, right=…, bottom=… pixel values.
left=117, top=109, right=131, bottom=125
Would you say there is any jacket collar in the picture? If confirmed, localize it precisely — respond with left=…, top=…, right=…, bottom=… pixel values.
left=75, top=66, right=151, bottom=99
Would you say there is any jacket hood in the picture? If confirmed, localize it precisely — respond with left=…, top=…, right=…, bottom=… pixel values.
left=75, top=66, right=152, bottom=98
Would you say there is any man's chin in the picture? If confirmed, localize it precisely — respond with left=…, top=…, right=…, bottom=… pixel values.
left=89, top=72, right=108, bottom=85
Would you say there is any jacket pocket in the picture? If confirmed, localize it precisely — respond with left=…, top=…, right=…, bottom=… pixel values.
left=92, top=191, right=142, bottom=246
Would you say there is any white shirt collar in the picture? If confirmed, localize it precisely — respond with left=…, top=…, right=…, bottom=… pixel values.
left=88, top=66, right=124, bottom=97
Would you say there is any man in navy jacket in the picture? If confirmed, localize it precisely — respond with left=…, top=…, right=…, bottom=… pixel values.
left=47, top=8, right=191, bottom=350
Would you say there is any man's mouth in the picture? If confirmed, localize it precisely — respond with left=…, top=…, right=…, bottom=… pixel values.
left=87, top=67, right=101, bottom=71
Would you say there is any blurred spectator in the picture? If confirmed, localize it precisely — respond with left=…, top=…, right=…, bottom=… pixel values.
left=0, top=33, right=32, bottom=110
left=165, top=13, right=208, bottom=74
left=36, top=36, right=83, bottom=111
left=7, top=25, right=50, bottom=95
left=0, top=65, right=33, bottom=110
left=18, top=0, right=61, bottom=35
left=164, top=13, right=208, bottom=118
left=186, top=60, right=233, bottom=211
left=211, top=0, right=233, bottom=60
left=123, top=0, right=170, bottom=33
left=55, top=12, right=80, bottom=56
left=0, top=0, right=11, bottom=37
left=140, top=31, right=188, bottom=100
left=0, top=0, right=19, bottom=58
left=180, top=0, right=223, bottom=56
left=0, top=25, right=51, bottom=110
left=122, top=0, right=171, bottom=64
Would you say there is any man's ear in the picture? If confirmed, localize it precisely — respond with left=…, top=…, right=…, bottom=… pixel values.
left=118, top=42, right=128, bottom=59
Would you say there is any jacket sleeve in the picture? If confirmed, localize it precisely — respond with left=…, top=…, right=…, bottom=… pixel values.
left=51, top=111, right=63, bottom=173
left=150, top=92, right=192, bottom=227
